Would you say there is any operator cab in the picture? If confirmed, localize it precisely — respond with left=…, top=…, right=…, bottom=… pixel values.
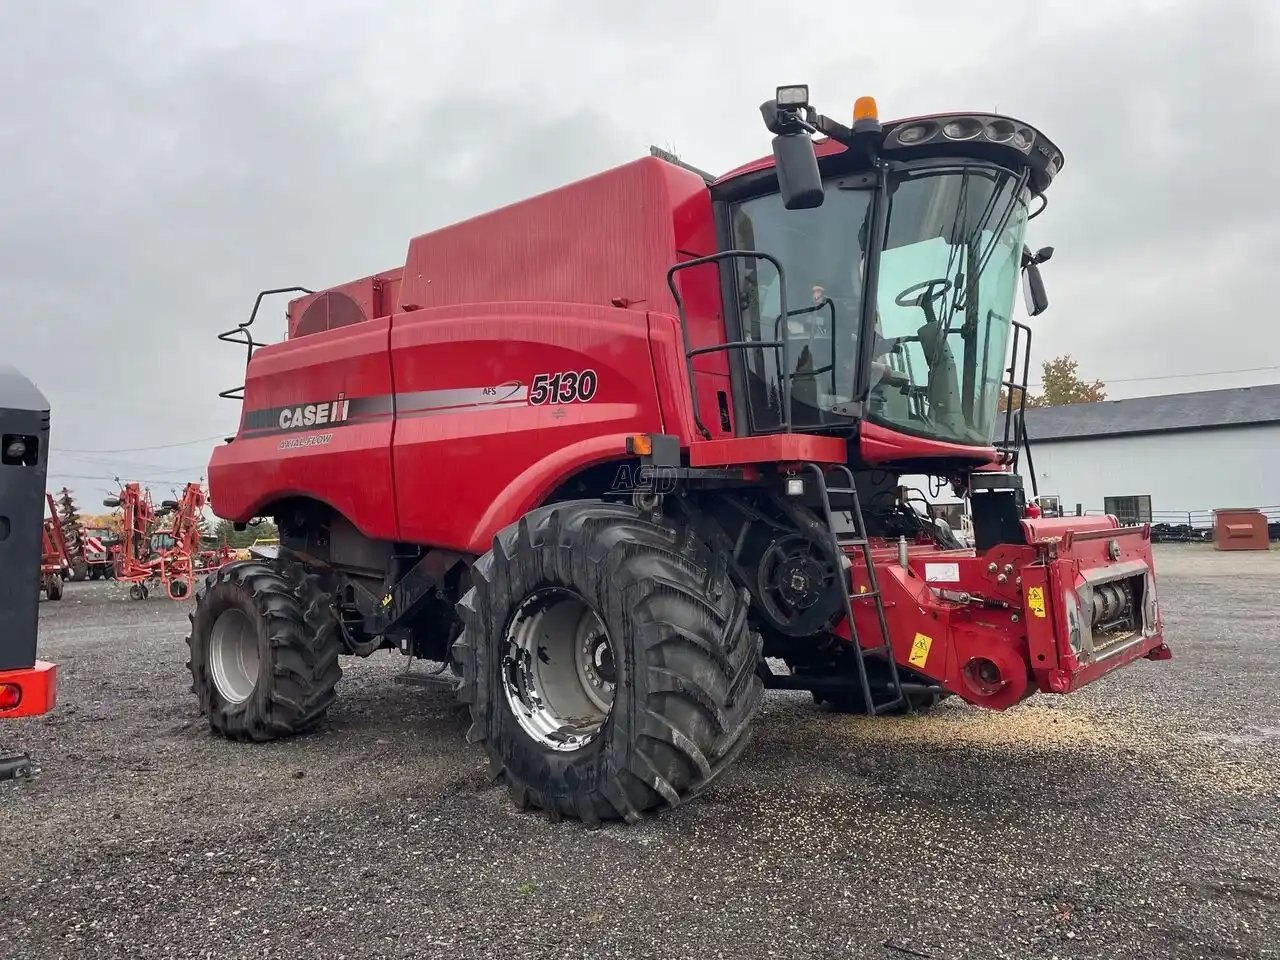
left=708, top=87, right=1060, bottom=471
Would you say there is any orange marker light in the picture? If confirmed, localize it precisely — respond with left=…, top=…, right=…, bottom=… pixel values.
left=0, top=683, right=21, bottom=710
left=627, top=434, right=653, bottom=456
left=853, top=96, right=879, bottom=122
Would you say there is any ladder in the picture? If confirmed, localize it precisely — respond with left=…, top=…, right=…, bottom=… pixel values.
left=804, top=462, right=908, bottom=715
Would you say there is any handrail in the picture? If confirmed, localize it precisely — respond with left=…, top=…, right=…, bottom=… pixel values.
left=667, top=250, right=791, bottom=439
left=217, top=286, right=313, bottom=401
left=997, top=318, right=1033, bottom=468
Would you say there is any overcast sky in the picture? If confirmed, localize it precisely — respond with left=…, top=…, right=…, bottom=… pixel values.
left=3, top=0, right=1277, bottom=495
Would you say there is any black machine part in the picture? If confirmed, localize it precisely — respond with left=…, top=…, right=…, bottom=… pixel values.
left=969, top=471, right=1028, bottom=552
left=0, top=365, right=50, bottom=672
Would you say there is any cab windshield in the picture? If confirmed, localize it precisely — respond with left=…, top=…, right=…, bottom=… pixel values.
left=730, top=162, right=1029, bottom=445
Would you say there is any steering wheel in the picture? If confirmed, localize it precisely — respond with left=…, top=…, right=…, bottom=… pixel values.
left=894, top=278, right=952, bottom=308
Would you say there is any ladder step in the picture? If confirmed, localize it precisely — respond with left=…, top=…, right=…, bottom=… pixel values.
left=871, top=696, right=906, bottom=715
left=804, top=460, right=909, bottom=717
left=393, top=671, right=458, bottom=691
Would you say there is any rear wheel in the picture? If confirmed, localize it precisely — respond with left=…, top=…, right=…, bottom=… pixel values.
left=45, top=576, right=63, bottom=601
left=454, top=501, right=762, bottom=823
left=186, top=561, right=342, bottom=741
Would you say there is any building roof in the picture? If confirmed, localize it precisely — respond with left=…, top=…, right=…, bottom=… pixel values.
left=1021, top=384, right=1280, bottom=442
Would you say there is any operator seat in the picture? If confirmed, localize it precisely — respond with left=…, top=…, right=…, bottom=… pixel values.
left=917, top=319, right=963, bottom=434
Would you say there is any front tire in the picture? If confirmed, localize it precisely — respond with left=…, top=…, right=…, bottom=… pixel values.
left=186, top=561, right=342, bottom=742
left=454, top=502, right=762, bottom=824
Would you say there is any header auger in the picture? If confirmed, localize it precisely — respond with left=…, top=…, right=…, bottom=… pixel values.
left=190, top=87, right=1168, bottom=822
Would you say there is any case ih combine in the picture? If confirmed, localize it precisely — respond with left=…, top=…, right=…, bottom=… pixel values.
left=194, top=88, right=1168, bottom=822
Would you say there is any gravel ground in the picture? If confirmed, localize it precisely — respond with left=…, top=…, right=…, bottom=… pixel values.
left=2, top=544, right=1277, bottom=959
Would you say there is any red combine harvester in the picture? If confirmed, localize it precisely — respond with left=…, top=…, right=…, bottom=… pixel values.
left=105, top=481, right=207, bottom=599
left=194, top=88, right=1168, bottom=822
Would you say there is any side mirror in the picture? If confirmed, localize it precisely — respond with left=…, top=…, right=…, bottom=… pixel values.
left=1022, top=262, right=1049, bottom=317
left=771, top=132, right=824, bottom=210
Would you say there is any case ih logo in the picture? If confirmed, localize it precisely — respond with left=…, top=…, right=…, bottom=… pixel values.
left=278, top=394, right=351, bottom=431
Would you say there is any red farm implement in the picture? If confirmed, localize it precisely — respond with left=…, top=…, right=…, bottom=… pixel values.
left=39, top=493, right=68, bottom=602
left=104, top=481, right=205, bottom=600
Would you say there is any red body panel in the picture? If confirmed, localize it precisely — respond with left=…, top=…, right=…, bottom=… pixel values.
left=210, top=158, right=730, bottom=547
left=389, top=302, right=665, bottom=553
left=858, top=420, right=998, bottom=466
left=211, top=318, right=399, bottom=539
left=688, top=433, right=846, bottom=467
left=0, top=660, right=57, bottom=718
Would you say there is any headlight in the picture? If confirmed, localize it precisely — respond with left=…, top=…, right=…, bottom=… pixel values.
left=942, top=117, right=983, bottom=140
left=896, top=121, right=938, bottom=145
left=985, top=119, right=1015, bottom=143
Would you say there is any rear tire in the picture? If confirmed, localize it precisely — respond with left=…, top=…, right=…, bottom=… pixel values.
left=186, top=561, right=342, bottom=742
left=454, top=501, right=762, bottom=824
left=45, top=577, right=64, bottom=601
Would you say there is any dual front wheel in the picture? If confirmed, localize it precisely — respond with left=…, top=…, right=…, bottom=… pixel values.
left=185, top=503, right=764, bottom=821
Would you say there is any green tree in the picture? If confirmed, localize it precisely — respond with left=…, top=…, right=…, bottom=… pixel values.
left=1037, top=354, right=1107, bottom=406
left=1000, top=354, right=1106, bottom=409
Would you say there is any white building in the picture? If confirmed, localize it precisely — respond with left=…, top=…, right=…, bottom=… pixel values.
left=1017, top=384, right=1280, bottom=526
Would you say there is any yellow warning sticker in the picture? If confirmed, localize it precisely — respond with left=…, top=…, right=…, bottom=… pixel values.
left=1027, top=586, right=1046, bottom=618
left=908, top=632, right=933, bottom=668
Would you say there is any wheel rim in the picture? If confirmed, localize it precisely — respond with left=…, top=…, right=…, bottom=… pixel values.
left=209, top=608, right=260, bottom=704
left=501, top=588, right=615, bottom=752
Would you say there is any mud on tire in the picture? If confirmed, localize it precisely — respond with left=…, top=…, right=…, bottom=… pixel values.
left=454, top=501, right=763, bottom=824
left=187, top=560, right=342, bottom=742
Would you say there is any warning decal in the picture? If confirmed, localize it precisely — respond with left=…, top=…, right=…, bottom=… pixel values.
left=908, top=632, right=933, bottom=668
left=1027, top=586, right=1047, bottom=618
